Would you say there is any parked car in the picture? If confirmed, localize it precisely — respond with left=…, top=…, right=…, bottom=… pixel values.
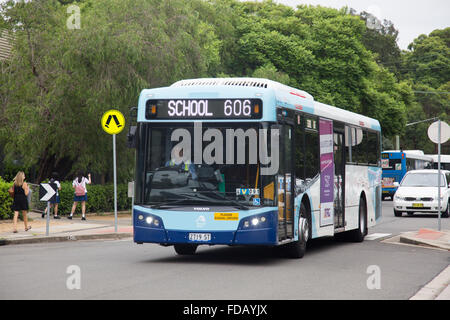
left=393, top=170, right=450, bottom=217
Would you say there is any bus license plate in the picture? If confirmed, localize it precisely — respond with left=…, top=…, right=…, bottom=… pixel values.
left=412, top=203, right=424, bottom=208
left=189, top=233, right=211, bottom=242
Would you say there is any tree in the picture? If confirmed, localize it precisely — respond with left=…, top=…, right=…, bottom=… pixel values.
left=0, top=0, right=220, bottom=182
left=404, top=28, right=450, bottom=88
left=214, top=1, right=409, bottom=136
left=400, top=28, right=450, bottom=154
left=359, top=11, right=402, bottom=76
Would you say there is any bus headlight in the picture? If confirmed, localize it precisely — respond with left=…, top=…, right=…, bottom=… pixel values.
left=135, top=211, right=163, bottom=228
left=241, top=215, right=268, bottom=229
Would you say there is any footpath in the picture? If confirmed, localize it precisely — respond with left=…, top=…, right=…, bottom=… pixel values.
left=0, top=211, right=132, bottom=246
left=397, top=228, right=450, bottom=300
left=0, top=212, right=448, bottom=300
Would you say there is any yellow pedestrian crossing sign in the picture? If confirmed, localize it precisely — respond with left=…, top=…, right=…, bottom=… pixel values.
left=101, top=110, right=125, bottom=135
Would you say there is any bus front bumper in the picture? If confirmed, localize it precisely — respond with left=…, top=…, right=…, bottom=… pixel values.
left=133, top=209, right=279, bottom=246
left=134, top=226, right=277, bottom=246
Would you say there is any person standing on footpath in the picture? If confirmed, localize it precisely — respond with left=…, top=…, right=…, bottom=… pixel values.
left=42, top=172, right=62, bottom=219
left=68, top=172, right=91, bottom=221
left=10, top=171, right=31, bottom=233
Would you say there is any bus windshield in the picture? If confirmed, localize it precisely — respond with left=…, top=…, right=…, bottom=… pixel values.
left=381, top=157, right=402, bottom=171
left=135, top=123, right=278, bottom=208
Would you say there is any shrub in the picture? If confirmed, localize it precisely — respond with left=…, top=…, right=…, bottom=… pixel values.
left=49, top=181, right=132, bottom=215
left=0, top=179, right=132, bottom=219
left=0, top=177, right=14, bottom=219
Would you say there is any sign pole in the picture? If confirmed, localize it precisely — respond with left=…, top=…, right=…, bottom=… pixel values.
left=39, top=182, right=57, bottom=236
left=101, top=109, right=125, bottom=234
left=437, top=120, right=441, bottom=231
left=46, top=201, right=50, bottom=236
left=426, top=119, right=449, bottom=231
left=113, top=133, right=118, bottom=233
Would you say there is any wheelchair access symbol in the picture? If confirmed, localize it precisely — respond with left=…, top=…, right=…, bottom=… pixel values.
left=101, top=110, right=125, bottom=135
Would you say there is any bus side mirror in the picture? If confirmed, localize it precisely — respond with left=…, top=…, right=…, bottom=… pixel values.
left=127, top=107, right=138, bottom=148
left=127, top=125, right=137, bottom=148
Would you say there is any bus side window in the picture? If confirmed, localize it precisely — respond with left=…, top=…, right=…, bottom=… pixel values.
left=304, top=117, right=319, bottom=182
left=345, top=126, right=354, bottom=163
left=294, top=114, right=305, bottom=193
left=367, top=131, right=378, bottom=166
left=354, top=128, right=368, bottom=164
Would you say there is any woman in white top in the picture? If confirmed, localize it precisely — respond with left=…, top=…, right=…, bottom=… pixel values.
left=68, top=172, right=91, bottom=220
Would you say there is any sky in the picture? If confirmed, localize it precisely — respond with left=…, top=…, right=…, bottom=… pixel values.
left=270, top=0, right=450, bottom=50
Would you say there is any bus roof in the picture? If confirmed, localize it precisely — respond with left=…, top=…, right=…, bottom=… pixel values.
left=382, top=150, right=433, bottom=161
left=138, top=77, right=381, bottom=131
left=427, top=154, right=450, bottom=163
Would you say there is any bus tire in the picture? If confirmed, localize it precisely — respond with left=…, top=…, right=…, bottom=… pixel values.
left=286, top=202, right=310, bottom=259
left=348, top=196, right=367, bottom=242
left=394, top=209, right=402, bottom=217
left=174, top=244, right=198, bottom=255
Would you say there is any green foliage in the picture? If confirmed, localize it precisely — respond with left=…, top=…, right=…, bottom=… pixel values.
left=50, top=182, right=131, bottom=215
left=214, top=1, right=409, bottom=136
left=2, top=0, right=445, bottom=174
left=399, top=28, right=450, bottom=153
left=0, top=0, right=221, bottom=182
left=404, top=28, right=450, bottom=88
left=0, top=177, right=14, bottom=220
left=359, top=12, right=402, bottom=76
left=0, top=179, right=131, bottom=219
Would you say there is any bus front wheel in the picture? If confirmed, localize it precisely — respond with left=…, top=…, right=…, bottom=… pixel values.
left=174, top=244, right=198, bottom=255
left=286, top=202, right=310, bottom=259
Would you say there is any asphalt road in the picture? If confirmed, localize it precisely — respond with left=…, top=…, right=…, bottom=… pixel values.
left=0, top=201, right=448, bottom=300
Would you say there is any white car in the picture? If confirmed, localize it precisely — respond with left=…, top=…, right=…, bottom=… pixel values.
left=393, top=170, right=450, bottom=217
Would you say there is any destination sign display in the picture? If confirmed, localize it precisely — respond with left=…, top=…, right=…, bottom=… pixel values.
left=145, top=99, right=262, bottom=120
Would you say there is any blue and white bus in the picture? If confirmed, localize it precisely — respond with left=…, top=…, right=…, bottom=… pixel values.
left=381, top=150, right=433, bottom=200
left=129, top=78, right=382, bottom=258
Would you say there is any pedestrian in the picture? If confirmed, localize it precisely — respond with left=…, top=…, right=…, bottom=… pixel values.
left=42, top=172, right=62, bottom=219
left=10, top=171, right=31, bottom=233
left=68, top=172, right=91, bottom=221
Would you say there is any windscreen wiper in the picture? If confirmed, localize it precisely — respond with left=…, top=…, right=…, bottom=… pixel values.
left=201, top=191, right=249, bottom=210
left=150, top=198, right=199, bottom=209
left=151, top=192, right=248, bottom=210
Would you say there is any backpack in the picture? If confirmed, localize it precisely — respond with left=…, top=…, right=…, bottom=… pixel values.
left=75, top=182, right=86, bottom=196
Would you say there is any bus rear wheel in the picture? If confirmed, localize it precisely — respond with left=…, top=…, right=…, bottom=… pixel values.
left=174, top=244, right=198, bottom=255
left=348, top=196, right=367, bottom=242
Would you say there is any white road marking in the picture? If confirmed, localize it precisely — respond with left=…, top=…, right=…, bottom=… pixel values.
left=365, top=233, right=392, bottom=240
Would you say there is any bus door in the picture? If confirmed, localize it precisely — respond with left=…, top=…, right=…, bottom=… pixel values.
left=333, top=129, right=345, bottom=229
left=277, top=109, right=295, bottom=241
